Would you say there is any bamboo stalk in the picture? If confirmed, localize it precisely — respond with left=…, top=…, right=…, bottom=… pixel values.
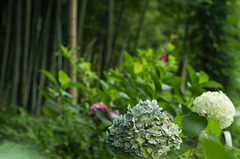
left=104, top=0, right=114, bottom=71
left=111, top=0, right=127, bottom=68
left=12, top=0, right=22, bottom=104
left=21, top=0, right=32, bottom=109
left=0, top=0, right=13, bottom=106
left=51, top=0, right=62, bottom=74
left=134, top=0, right=150, bottom=54
left=96, top=41, right=103, bottom=89
left=77, top=0, right=87, bottom=54
left=56, top=0, right=63, bottom=71
left=69, top=0, right=78, bottom=103
left=27, top=0, right=41, bottom=111
left=36, top=0, right=54, bottom=114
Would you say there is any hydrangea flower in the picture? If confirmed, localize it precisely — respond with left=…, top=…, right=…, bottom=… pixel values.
left=106, top=100, right=182, bottom=158
left=90, top=102, right=109, bottom=115
left=90, top=102, right=120, bottom=116
left=193, top=91, right=236, bottom=129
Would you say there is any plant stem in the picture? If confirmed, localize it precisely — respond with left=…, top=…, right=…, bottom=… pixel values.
left=188, top=136, right=199, bottom=159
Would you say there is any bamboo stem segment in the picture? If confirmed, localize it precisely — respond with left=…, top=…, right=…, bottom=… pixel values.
left=69, top=0, right=78, bottom=103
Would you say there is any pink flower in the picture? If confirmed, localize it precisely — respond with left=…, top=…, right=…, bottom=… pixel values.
left=198, top=113, right=206, bottom=117
left=167, top=113, right=174, bottom=121
left=90, top=102, right=120, bottom=116
left=161, top=54, right=168, bottom=61
left=112, top=110, right=120, bottom=116
left=174, top=35, right=179, bottom=39
left=110, top=102, right=120, bottom=116
left=90, top=102, right=109, bottom=114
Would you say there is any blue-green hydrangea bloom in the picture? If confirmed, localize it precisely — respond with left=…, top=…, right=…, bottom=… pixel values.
left=106, top=100, right=182, bottom=159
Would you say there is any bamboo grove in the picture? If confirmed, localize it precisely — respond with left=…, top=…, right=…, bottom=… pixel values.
left=1, top=0, right=240, bottom=113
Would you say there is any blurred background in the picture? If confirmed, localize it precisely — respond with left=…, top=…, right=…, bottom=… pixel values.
left=1, top=0, right=240, bottom=158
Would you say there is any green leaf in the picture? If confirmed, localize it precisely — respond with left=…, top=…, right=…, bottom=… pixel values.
left=182, top=112, right=208, bottom=136
left=198, top=71, right=209, bottom=84
left=158, top=65, right=167, bottom=79
left=186, top=65, right=198, bottom=86
left=100, top=80, right=109, bottom=91
left=64, top=82, right=84, bottom=89
left=150, top=71, right=162, bottom=91
left=96, top=89, right=110, bottom=107
left=58, top=70, right=69, bottom=86
left=40, top=69, right=58, bottom=86
left=117, top=92, right=130, bottom=99
left=202, top=138, right=234, bottom=159
left=181, top=105, right=192, bottom=114
left=162, top=76, right=183, bottom=87
left=38, top=86, right=53, bottom=100
left=60, top=89, right=73, bottom=98
left=168, top=43, right=175, bottom=52
left=133, top=62, right=142, bottom=74
left=205, top=117, right=222, bottom=137
left=167, top=150, right=182, bottom=159
left=199, top=81, right=223, bottom=89
left=60, top=45, right=69, bottom=54
left=176, top=143, right=189, bottom=156
left=43, top=100, right=60, bottom=117
left=96, top=111, right=112, bottom=126
left=231, top=147, right=240, bottom=157
left=124, top=51, right=134, bottom=68
left=124, top=51, right=136, bottom=79
left=173, top=115, right=183, bottom=130
left=189, top=86, right=205, bottom=97
left=161, top=103, right=176, bottom=117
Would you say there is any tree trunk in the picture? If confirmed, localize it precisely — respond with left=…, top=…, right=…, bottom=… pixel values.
left=69, top=0, right=78, bottom=103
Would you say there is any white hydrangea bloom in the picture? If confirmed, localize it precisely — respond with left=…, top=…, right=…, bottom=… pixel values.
left=193, top=91, right=236, bottom=129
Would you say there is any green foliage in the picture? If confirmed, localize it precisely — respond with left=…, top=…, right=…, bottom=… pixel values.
left=205, top=117, right=222, bottom=137
left=0, top=107, right=112, bottom=159
left=0, top=142, right=48, bottom=159
left=26, top=46, right=114, bottom=158
left=181, top=112, right=208, bottom=137
left=201, top=138, right=235, bottom=159
left=1, top=46, right=238, bottom=158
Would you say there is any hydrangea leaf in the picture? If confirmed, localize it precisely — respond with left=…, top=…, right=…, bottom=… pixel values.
left=205, top=117, right=222, bottom=137
left=182, top=112, right=207, bottom=136
left=198, top=71, right=209, bottom=84
left=186, top=64, right=198, bottom=86
left=202, top=138, right=234, bottom=159
left=175, top=143, right=189, bottom=156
